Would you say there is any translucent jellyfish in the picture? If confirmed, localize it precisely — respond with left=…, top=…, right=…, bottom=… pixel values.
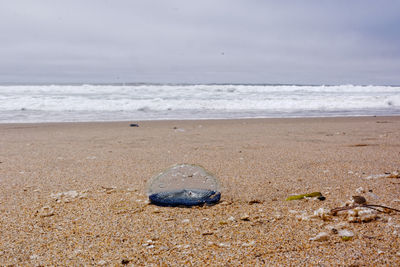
left=148, top=164, right=221, bottom=207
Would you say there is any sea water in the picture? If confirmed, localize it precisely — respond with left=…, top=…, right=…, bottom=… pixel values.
left=0, top=84, right=399, bottom=123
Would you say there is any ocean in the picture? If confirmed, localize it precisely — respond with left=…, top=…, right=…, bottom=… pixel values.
left=0, top=84, right=399, bottom=123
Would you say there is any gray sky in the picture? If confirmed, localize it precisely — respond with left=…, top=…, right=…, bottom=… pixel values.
left=1, top=0, right=400, bottom=85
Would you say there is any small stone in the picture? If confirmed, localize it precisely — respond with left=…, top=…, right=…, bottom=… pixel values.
left=352, top=196, right=367, bottom=205
left=240, top=214, right=250, bottom=221
left=121, top=259, right=130, bottom=265
left=152, top=208, right=161, bottom=213
left=181, top=219, right=190, bottom=223
left=355, top=187, right=365, bottom=194
left=325, top=222, right=347, bottom=233
left=39, top=206, right=54, bottom=217
left=202, top=231, right=214, bottom=236
left=296, top=213, right=311, bottom=221
left=338, top=229, right=354, bottom=241
left=241, top=241, right=256, bottom=247
left=51, top=190, right=81, bottom=202
left=310, top=232, right=329, bottom=241
left=100, top=186, right=116, bottom=193
left=227, top=216, right=236, bottom=222
left=29, top=254, right=39, bottom=260
left=218, top=243, right=230, bottom=248
left=97, top=260, right=107, bottom=265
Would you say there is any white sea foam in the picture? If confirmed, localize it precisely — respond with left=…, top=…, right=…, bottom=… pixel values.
left=0, top=84, right=399, bottom=122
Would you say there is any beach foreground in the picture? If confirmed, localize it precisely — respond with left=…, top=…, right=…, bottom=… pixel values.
left=1, top=117, right=400, bottom=265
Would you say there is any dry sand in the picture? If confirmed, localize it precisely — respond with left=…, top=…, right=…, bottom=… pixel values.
left=1, top=116, right=400, bottom=265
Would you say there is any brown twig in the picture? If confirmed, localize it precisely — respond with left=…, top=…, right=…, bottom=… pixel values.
left=364, top=204, right=400, bottom=213
left=331, top=203, right=400, bottom=215
left=331, top=205, right=358, bottom=215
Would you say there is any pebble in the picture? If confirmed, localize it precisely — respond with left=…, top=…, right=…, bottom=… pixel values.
left=181, top=219, right=190, bottom=224
left=240, top=214, right=250, bottom=221
left=152, top=208, right=161, bottom=213
left=29, top=254, right=39, bottom=260
left=227, top=216, right=236, bottom=222
left=310, top=232, right=329, bottom=241
left=296, top=212, right=311, bottom=221
left=100, top=186, right=116, bottom=194
left=39, top=206, right=54, bottom=217
left=352, top=195, right=367, bottom=205
left=142, top=240, right=155, bottom=248
left=51, top=190, right=83, bottom=202
left=241, top=241, right=256, bottom=247
left=338, top=229, right=354, bottom=241
left=325, top=222, right=348, bottom=233
left=97, top=260, right=107, bottom=265
left=121, top=259, right=130, bottom=265
left=355, top=187, right=365, bottom=194
left=202, top=231, right=214, bottom=236
left=218, top=243, right=230, bottom=248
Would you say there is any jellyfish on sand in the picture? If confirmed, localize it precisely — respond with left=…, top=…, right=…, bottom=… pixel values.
left=148, top=164, right=221, bottom=207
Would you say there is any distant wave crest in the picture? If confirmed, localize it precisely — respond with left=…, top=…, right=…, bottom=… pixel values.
left=0, top=84, right=399, bottom=122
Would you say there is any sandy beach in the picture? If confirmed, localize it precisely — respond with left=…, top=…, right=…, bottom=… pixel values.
left=1, top=116, right=400, bottom=265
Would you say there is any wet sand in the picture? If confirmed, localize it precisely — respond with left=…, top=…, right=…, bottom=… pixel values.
left=1, top=116, right=400, bottom=265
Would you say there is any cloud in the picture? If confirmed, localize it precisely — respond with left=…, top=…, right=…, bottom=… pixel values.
left=0, top=0, right=399, bottom=84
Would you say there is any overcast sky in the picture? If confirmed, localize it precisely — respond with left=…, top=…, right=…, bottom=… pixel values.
left=1, top=0, right=399, bottom=85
